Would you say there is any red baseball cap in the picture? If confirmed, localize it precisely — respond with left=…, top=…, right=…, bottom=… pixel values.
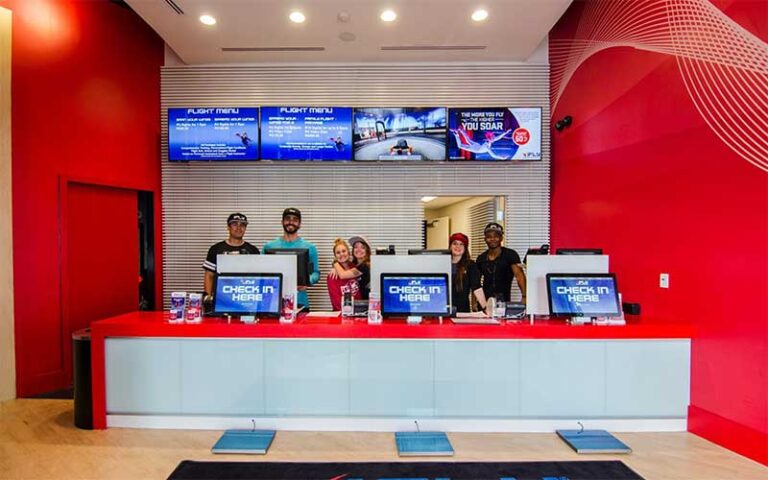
left=449, top=232, right=469, bottom=248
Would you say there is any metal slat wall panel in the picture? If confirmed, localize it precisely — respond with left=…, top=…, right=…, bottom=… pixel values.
left=161, top=64, right=551, bottom=310
left=469, top=200, right=496, bottom=261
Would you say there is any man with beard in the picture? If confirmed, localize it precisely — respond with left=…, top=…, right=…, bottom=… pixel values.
left=263, top=208, right=320, bottom=309
left=202, top=213, right=260, bottom=302
left=476, top=222, right=527, bottom=304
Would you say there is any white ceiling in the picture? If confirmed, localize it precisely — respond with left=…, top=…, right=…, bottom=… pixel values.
left=423, top=196, right=471, bottom=210
left=124, top=0, right=572, bottom=64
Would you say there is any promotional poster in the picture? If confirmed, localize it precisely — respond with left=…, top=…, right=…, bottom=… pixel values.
left=214, top=275, right=282, bottom=314
left=353, top=108, right=447, bottom=161
left=548, top=276, right=620, bottom=316
left=448, top=107, right=542, bottom=161
left=260, top=106, right=353, bottom=161
left=168, top=108, right=259, bottom=161
left=381, top=275, right=449, bottom=315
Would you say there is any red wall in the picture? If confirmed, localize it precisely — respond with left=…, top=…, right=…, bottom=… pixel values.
left=550, top=0, right=767, bottom=465
left=2, top=0, right=164, bottom=396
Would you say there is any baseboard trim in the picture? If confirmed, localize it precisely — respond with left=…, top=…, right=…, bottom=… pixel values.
left=108, top=415, right=687, bottom=432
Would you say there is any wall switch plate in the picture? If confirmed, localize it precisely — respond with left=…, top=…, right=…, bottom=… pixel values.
left=660, top=273, right=670, bottom=288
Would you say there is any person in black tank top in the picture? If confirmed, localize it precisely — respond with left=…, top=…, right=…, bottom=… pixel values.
left=202, top=213, right=260, bottom=300
left=476, top=222, right=527, bottom=303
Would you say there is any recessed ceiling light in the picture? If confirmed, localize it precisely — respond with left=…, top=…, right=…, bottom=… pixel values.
left=289, top=11, right=306, bottom=23
left=471, top=9, right=489, bottom=22
left=380, top=9, right=397, bottom=22
left=199, top=14, right=216, bottom=26
left=421, top=196, right=437, bottom=203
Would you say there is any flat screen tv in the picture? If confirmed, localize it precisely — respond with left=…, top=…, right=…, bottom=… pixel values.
left=264, top=247, right=310, bottom=286
left=260, top=106, right=353, bottom=161
left=546, top=273, right=620, bottom=317
left=447, top=107, right=542, bottom=161
left=168, top=107, right=259, bottom=161
left=213, top=273, right=282, bottom=316
left=380, top=273, right=450, bottom=317
left=353, top=107, right=447, bottom=161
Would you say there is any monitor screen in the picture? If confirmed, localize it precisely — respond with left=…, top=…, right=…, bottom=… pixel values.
left=260, top=106, right=353, bottom=161
left=381, top=273, right=450, bottom=317
left=168, top=107, right=259, bottom=161
left=264, top=248, right=310, bottom=286
left=555, top=248, right=604, bottom=255
left=407, top=249, right=450, bottom=255
left=353, top=107, right=447, bottom=161
left=214, top=273, right=282, bottom=315
left=546, top=273, right=620, bottom=317
left=448, top=107, right=542, bottom=161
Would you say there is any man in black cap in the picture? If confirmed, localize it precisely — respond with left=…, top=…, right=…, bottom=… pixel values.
left=202, top=213, right=260, bottom=300
left=476, top=222, right=527, bottom=304
left=262, top=208, right=320, bottom=309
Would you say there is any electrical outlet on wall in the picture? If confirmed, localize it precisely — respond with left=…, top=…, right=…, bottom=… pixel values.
left=660, top=273, right=670, bottom=289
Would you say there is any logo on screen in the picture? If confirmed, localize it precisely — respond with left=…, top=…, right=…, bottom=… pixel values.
left=513, top=128, right=530, bottom=145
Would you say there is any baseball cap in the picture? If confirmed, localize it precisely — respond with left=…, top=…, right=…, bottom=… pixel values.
left=484, top=222, right=504, bottom=235
left=282, top=207, right=301, bottom=220
left=348, top=235, right=370, bottom=249
left=449, top=232, right=469, bottom=248
left=227, top=213, right=248, bottom=225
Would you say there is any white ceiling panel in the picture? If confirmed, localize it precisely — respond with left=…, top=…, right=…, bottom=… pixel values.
left=125, top=0, right=572, bottom=64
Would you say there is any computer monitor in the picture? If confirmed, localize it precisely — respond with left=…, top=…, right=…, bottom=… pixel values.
left=556, top=248, right=603, bottom=255
left=524, top=244, right=550, bottom=263
left=546, top=273, right=620, bottom=317
left=264, top=248, right=310, bottom=286
left=407, top=249, right=450, bottom=255
left=380, top=273, right=450, bottom=317
left=375, top=245, right=397, bottom=255
left=214, top=273, right=283, bottom=316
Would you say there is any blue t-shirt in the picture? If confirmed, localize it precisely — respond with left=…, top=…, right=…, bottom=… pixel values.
left=262, top=236, right=320, bottom=307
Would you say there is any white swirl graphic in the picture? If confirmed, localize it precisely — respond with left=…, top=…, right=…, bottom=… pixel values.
left=551, top=0, right=768, bottom=172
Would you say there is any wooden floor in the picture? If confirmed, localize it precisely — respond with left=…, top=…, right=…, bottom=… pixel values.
left=1, top=399, right=765, bottom=479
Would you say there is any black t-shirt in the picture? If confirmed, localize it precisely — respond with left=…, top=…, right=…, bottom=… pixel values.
left=452, top=260, right=481, bottom=313
left=202, top=241, right=260, bottom=273
left=476, top=247, right=522, bottom=302
left=356, top=263, right=371, bottom=300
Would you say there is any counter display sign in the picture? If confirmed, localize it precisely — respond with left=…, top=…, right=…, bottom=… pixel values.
left=214, top=274, right=282, bottom=315
left=260, top=106, right=353, bottom=161
left=381, top=274, right=449, bottom=317
left=546, top=274, right=620, bottom=317
left=448, top=107, right=542, bottom=161
left=168, top=107, right=259, bottom=161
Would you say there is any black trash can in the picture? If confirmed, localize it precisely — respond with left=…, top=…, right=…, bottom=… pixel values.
left=72, top=328, right=92, bottom=429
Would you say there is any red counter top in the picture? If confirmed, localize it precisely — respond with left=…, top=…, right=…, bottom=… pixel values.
left=91, top=311, right=693, bottom=340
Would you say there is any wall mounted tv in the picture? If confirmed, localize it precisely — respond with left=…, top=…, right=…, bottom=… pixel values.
left=448, top=107, right=542, bottom=161
left=260, top=106, right=353, bottom=161
left=168, top=107, right=259, bottom=161
left=353, top=107, right=447, bottom=161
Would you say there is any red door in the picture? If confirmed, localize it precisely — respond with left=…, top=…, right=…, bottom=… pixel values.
left=62, top=182, right=138, bottom=383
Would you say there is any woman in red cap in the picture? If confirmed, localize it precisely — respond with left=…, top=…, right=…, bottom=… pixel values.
left=450, top=232, right=488, bottom=313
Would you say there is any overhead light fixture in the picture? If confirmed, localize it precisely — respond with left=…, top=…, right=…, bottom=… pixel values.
left=380, top=9, right=397, bottom=22
left=471, top=9, right=489, bottom=22
left=289, top=11, right=306, bottom=23
left=199, top=14, right=216, bottom=26
left=421, top=196, right=437, bottom=203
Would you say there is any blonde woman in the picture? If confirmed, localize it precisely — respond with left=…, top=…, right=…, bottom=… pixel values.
left=326, top=238, right=361, bottom=310
left=329, top=235, right=371, bottom=300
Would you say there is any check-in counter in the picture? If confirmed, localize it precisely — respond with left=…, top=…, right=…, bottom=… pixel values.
left=91, top=312, right=692, bottom=431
